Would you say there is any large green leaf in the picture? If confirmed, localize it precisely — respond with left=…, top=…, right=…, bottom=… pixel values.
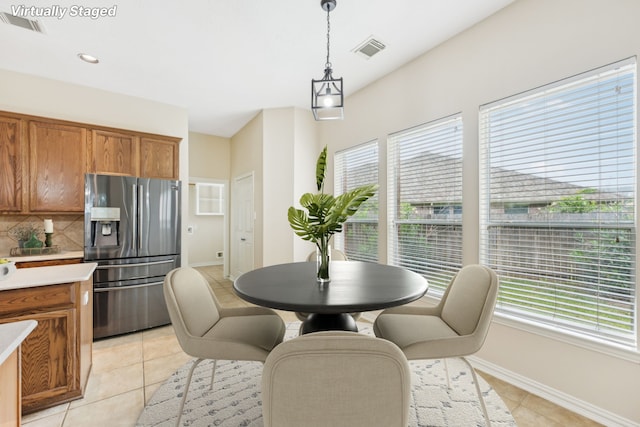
left=315, top=145, right=327, bottom=192
left=288, top=147, right=378, bottom=245
left=328, top=184, right=378, bottom=225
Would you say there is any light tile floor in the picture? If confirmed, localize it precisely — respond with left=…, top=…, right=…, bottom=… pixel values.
left=21, top=265, right=603, bottom=427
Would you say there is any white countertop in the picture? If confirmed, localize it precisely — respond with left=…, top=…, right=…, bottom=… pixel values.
left=0, top=262, right=97, bottom=291
left=5, top=250, right=84, bottom=263
left=0, top=320, right=37, bottom=365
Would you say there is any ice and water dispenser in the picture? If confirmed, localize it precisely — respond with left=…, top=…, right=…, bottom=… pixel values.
left=89, top=207, right=121, bottom=247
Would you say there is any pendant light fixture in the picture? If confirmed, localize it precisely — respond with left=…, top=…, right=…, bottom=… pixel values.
left=311, top=0, right=344, bottom=120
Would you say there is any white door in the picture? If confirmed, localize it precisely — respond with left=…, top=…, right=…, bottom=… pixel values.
left=231, top=173, right=254, bottom=279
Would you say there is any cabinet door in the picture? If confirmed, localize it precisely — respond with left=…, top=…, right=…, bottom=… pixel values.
left=0, top=116, right=24, bottom=211
left=29, top=121, right=88, bottom=212
left=140, top=136, right=180, bottom=179
left=0, top=309, right=78, bottom=414
left=90, top=129, right=139, bottom=176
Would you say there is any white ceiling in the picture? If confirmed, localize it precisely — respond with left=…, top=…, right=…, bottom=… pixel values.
left=0, top=0, right=514, bottom=137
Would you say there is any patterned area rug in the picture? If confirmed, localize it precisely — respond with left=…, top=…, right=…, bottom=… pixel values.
left=137, top=323, right=515, bottom=427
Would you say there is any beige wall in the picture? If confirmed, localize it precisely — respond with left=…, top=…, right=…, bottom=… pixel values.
left=230, top=107, right=320, bottom=268
left=230, top=112, right=264, bottom=270
left=187, top=132, right=231, bottom=267
left=189, top=132, right=231, bottom=179
left=262, top=108, right=295, bottom=266
left=318, top=0, right=640, bottom=424
left=0, top=69, right=190, bottom=264
left=293, top=108, right=321, bottom=261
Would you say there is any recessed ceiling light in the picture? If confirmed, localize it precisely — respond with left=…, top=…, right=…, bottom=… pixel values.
left=78, top=53, right=99, bottom=64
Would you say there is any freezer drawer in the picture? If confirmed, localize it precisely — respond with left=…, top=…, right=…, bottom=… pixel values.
left=92, top=256, right=179, bottom=284
left=93, top=281, right=170, bottom=339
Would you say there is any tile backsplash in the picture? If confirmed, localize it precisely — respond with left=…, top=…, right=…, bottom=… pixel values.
left=0, top=214, right=84, bottom=256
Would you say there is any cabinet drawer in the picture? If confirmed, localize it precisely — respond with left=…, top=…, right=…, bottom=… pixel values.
left=0, top=284, right=75, bottom=316
left=15, top=259, right=83, bottom=269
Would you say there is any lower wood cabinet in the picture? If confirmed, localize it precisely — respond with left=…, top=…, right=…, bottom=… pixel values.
left=0, top=280, right=92, bottom=414
left=0, top=349, right=20, bottom=426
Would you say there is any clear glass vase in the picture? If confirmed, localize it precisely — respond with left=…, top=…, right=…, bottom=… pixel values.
left=316, top=244, right=331, bottom=284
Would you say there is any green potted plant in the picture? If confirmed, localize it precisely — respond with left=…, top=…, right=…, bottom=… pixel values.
left=288, top=146, right=378, bottom=282
left=9, top=223, right=43, bottom=248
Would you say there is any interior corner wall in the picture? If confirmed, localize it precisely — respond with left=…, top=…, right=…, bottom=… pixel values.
left=187, top=132, right=231, bottom=268
left=189, top=132, right=231, bottom=179
left=262, top=108, right=296, bottom=266
left=0, top=68, right=190, bottom=265
left=230, top=111, right=264, bottom=268
left=230, top=107, right=320, bottom=268
left=293, top=108, right=321, bottom=261
left=317, top=0, right=640, bottom=423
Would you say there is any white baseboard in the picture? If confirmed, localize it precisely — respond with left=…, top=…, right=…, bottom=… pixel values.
left=188, top=261, right=223, bottom=267
left=468, top=355, right=638, bottom=427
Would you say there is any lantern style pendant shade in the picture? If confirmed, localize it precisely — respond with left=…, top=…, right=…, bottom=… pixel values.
left=312, top=69, right=344, bottom=120
left=311, top=0, right=344, bottom=121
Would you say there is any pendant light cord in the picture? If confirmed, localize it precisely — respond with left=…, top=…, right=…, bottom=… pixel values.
left=325, top=6, right=332, bottom=69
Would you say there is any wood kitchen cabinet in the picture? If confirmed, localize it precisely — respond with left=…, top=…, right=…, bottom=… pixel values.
left=0, top=115, right=25, bottom=212
left=89, top=129, right=140, bottom=176
left=29, top=121, right=88, bottom=212
left=140, top=136, right=180, bottom=179
left=0, top=110, right=181, bottom=214
left=0, top=280, right=92, bottom=414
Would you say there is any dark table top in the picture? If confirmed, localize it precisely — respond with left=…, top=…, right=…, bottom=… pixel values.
left=233, top=261, right=428, bottom=314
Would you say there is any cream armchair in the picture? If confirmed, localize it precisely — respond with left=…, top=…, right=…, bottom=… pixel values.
left=262, top=331, right=411, bottom=427
left=163, top=267, right=286, bottom=426
left=374, top=264, right=499, bottom=426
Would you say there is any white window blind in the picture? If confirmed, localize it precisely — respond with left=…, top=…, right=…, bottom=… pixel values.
left=388, top=115, right=463, bottom=292
left=334, top=141, right=379, bottom=262
left=480, top=58, right=636, bottom=346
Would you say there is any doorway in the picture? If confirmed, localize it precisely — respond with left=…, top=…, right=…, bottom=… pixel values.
left=186, top=178, right=229, bottom=277
left=230, top=172, right=254, bottom=280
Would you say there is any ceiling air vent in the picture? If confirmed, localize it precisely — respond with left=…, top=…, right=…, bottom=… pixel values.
left=0, top=12, right=45, bottom=33
left=352, top=37, right=386, bottom=59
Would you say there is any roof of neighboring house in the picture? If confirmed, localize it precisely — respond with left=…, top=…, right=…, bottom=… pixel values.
left=345, top=151, right=624, bottom=205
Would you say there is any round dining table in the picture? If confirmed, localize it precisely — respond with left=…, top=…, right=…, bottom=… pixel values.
left=233, top=261, right=428, bottom=334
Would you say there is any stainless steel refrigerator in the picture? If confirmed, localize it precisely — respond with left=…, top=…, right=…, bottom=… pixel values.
left=84, top=173, right=181, bottom=339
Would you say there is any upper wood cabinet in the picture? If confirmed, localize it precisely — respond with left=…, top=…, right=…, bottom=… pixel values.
left=0, top=111, right=181, bottom=214
left=0, top=115, right=24, bottom=212
left=89, top=129, right=140, bottom=176
left=140, top=136, right=179, bottom=179
left=29, top=121, right=88, bottom=212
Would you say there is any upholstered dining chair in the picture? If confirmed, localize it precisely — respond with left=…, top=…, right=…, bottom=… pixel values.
left=295, top=248, right=362, bottom=322
left=373, top=264, right=499, bottom=426
left=163, top=267, right=286, bottom=427
left=262, top=331, right=411, bottom=427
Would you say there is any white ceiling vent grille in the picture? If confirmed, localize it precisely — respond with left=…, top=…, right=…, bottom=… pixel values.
left=0, top=12, right=45, bottom=33
left=352, top=37, right=386, bottom=59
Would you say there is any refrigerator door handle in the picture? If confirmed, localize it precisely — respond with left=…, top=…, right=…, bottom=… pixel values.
left=95, top=259, right=176, bottom=270
left=94, top=281, right=164, bottom=292
left=138, top=184, right=144, bottom=251
left=132, top=183, right=138, bottom=253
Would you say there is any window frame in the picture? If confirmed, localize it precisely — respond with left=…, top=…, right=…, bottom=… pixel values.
left=334, top=140, right=380, bottom=262
left=387, top=114, right=464, bottom=294
left=479, top=58, right=637, bottom=349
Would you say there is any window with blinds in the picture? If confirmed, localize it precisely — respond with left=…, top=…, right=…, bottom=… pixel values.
left=479, top=58, right=636, bottom=347
left=387, top=115, right=463, bottom=292
left=334, top=141, right=379, bottom=261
